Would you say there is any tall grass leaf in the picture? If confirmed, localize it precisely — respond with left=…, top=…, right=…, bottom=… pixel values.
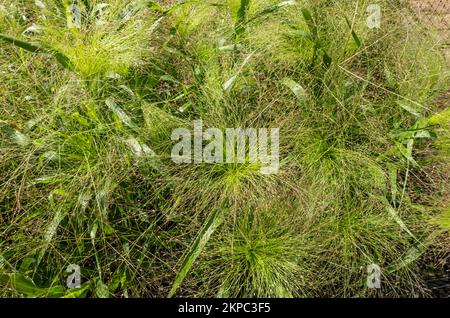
left=393, top=127, right=433, bottom=141
left=105, top=71, right=121, bottom=79
left=32, top=175, right=62, bottom=185
left=0, top=33, right=43, bottom=53
left=237, top=0, right=251, bottom=22
left=0, top=273, right=64, bottom=297
left=160, top=74, right=179, bottom=83
left=51, top=50, right=74, bottom=71
left=105, top=98, right=137, bottom=129
left=8, top=128, right=31, bottom=147
left=108, top=267, right=124, bottom=293
left=397, top=100, right=421, bottom=117
left=90, top=222, right=98, bottom=240
left=149, top=16, right=164, bottom=33
left=23, top=24, right=43, bottom=35
left=0, top=33, right=74, bottom=70
left=301, top=8, right=317, bottom=39
left=223, top=75, right=238, bottom=91
left=386, top=245, right=426, bottom=273
left=222, top=51, right=255, bottom=91
left=300, top=8, right=332, bottom=67
left=345, top=17, right=362, bottom=48
left=119, top=85, right=136, bottom=101
left=168, top=208, right=228, bottom=298
left=387, top=206, right=416, bottom=239
left=395, top=141, right=418, bottom=166
left=218, top=44, right=242, bottom=52
left=235, top=0, right=251, bottom=36
left=37, top=209, right=66, bottom=266
left=413, top=129, right=432, bottom=139
left=124, top=136, right=156, bottom=158
left=282, top=78, right=306, bottom=100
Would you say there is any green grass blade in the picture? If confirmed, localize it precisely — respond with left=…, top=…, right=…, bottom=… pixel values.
left=301, top=8, right=317, bottom=39
left=387, top=206, right=416, bottom=240
left=300, top=8, right=332, bottom=67
left=386, top=245, right=426, bottom=274
left=0, top=273, right=64, bottom=297
left=237, top=0, right=251, bottom=21
left=222, top=51, right=255, bottom=91
left=37, top=208, right=67, bottom=267
left=397, top=100, right=422, bottom=117
left=432, top=208, right=450, bottom=230
left=105, top=98, right=137, bottom=130
left=345, top=16, right=362, bottom=48
left=0, top=33, right=74, bottom=70
left=235, top=0, right=251, bottom=37
left=425, top=107, right=450, bottom=126
left=282, top=78, right=306, bottom=100
left=53, top=52, right=74, bottom=70
left=0, top=33, right=43, bottom=53
left=168, top=208, right=227, bottom=298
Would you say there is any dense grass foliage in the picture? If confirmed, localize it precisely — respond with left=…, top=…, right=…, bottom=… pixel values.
left=0, top=0, right=449, bottom=297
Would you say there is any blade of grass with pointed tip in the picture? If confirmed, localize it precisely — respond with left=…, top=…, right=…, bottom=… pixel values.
left=36, top=208, right=67, bottom=267
left=235, top=0, right=251, bottom=38
left=387, top=206, right=416, bottom=240
left=345, top=17, right=362, bottom=48
left=301, top=8, right=317, bottom=39
left=300, top=8, right=332, bottom=68
left=282, top=78, right=306, bottom=100
left=386, top=244, right=426, bottom=273
left=0, top=273, right=64, bottom=297
left=162, top=0, right=226, bottom=17
left=397, top=100, right=421, bottom=118
left=223, top=51, right=255, bottom=91
left=0, top=33, right=43, bottom=53
left=168, top=208, right=227, bottom=298
left=0, top=33, right=73, bottom=70
left=105, top=98, right=137, bottom=130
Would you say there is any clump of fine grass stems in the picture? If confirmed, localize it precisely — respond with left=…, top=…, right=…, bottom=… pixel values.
left=0, top=0, right=449, bottom=298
